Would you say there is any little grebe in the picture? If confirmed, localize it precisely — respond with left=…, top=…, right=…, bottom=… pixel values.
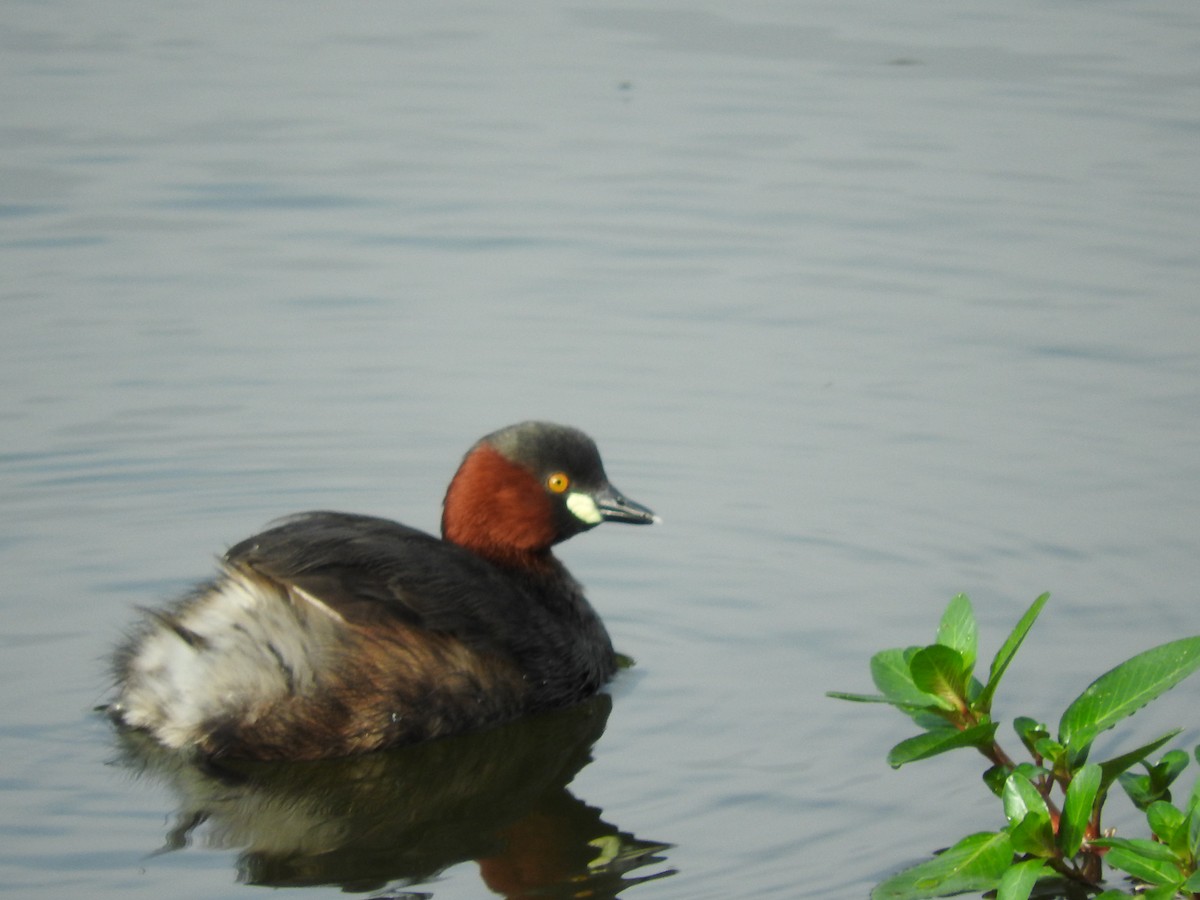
left=109, top=421, right=657, bottom=760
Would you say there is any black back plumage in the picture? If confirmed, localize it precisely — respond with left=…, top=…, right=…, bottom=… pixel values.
left=225, top=511, right=616, bottom=707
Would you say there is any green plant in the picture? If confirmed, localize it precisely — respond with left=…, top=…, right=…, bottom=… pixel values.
left=829, top=593, right=1200, bottom=900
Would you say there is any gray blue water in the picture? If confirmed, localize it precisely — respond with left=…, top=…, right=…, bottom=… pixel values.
left=3, top=2, right=1199, bottom=898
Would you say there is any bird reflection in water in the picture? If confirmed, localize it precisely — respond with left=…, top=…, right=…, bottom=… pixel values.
left=109, top=693, right=673, bottom=898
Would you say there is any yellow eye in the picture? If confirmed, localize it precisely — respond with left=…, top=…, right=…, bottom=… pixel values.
left=546, top=472, right=570, bottom=494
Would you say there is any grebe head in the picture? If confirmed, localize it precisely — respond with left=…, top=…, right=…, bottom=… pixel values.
left=441, top=421, right=657, bottom=562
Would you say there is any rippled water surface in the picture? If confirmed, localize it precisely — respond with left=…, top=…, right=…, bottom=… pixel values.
left=3, top=2, right=1200, bottom=898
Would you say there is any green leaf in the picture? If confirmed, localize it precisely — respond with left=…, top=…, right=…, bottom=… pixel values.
left=865, top=647, right=959, bottom=730
left=909, top=645, right=968, bottom=711
left=1003, top=770, right=1050, bottom=824
left=871, top=648, right=948, bottom=709
left=1137, top=888, right=1185, bottom=900
left=1190, top=801, right=1200, bottom=858
left=1140, top=885, right=1185, bottom=900
left=1033, top=738, right=1066, bottom=771
left=1152, top=750, right=1191, bottom=792
left=965, top=675, right=984, bottom=705
left=996, top=858, right=1046, bottom=900
left=1146, top=799, right=1185, bottom=845
left=984, top=763, right=1048, bottom=798
left=870, top=831, right=1012, bottom=900
left=1013, top=717, right=1050, bottom=758
left=1008, top=811, right=1055, bottom=857
left=1121, top=750, right=1193, bottom=810
left=827, top=688, right=967, bottom=733
left=977, top=593, right=1049, bottom=714
left=983, top=764, right=1011, bottom=797
left=1190, top=750, right=1200, bottom=813
left=936, top=593, right=977, bottom=672
left=886, top=722, right=1000, bottom=768
left=1096, top=729, right=1182, bottom=795
left=1184, top=869, right=1200, bottom=891
left=1058, top=635, right=1200, bottom=761
left=1059, top=763, right=1101, bottom=857
left=1104, top=845, right=1183, bottom=886
left=1121, top=771, right=1162, bottom=811
left=826, top=690, right=928, bottom=707
left=1002, top=771, right=1056, bottom=857
left=1090, top=837, right=1180, bottom=862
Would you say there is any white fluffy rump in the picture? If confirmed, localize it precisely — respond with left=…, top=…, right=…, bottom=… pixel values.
left=112, top=567, right=343, bottom=750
